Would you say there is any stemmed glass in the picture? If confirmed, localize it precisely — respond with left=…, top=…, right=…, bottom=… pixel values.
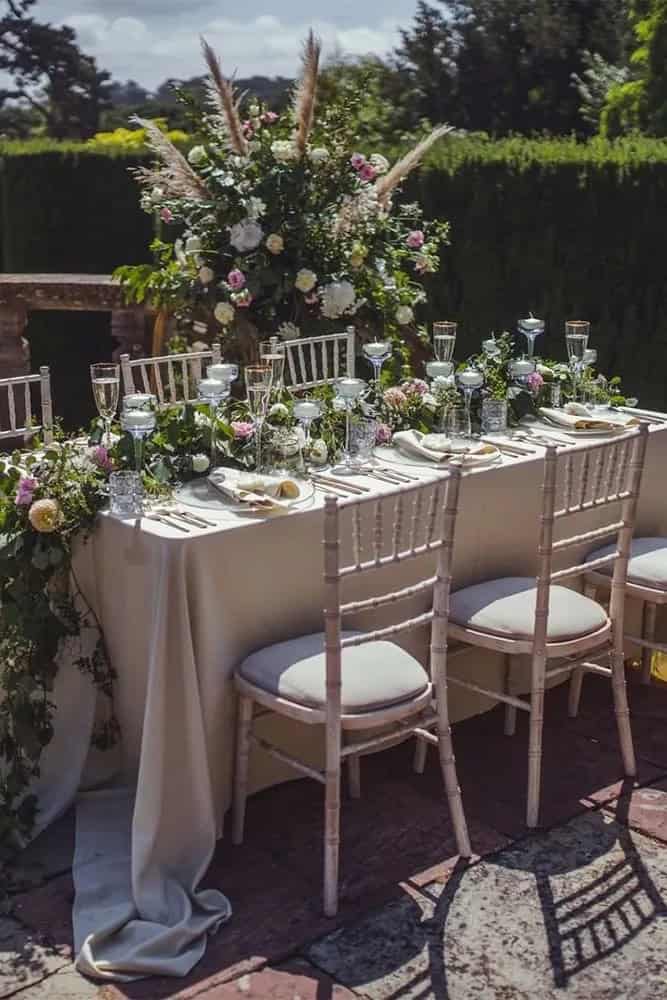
left=245, top=365, right=273, bottom=473
left=565, top=320, right=590, bottom=402
left=456, top=367, right=484, bottom=440
left=198, top=376, right=226, bottom=469
left=362, top=338, right=392, bottom=390
left=518, top=314, right=544, bottom=360
left=293, top=397, right=322, bottom=472
left=120, top=393, right=156, bottom=472
left=90, top=363, right=120, bottom=447
left=333, top=377, right=366, bottom=473
left=433, top=322, right=457, bottom=362
left=259, top=339, right=285, bottom=393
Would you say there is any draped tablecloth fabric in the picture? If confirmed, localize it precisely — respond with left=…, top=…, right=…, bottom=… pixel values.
left=30, top=424, right=667, bottom=979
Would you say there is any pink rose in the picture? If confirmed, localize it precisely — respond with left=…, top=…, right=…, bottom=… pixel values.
left=383, top=387, right=408, bottom=409
left=407, top=230, right=425, bottom=249
left=375, top=423, right=393, bottom=445
left=227, top=268, right=246, bottom=290
left=261, top=111, right=278, bottom=124
left=15, top=476, right=37, bottom=506
left=350, top=153, right=366, bottom=170
left=160, top=207, right=174, bottom=223
left=231, top=421, right=254, bottom=440
left=526, top=371, right=544, bottom=394
left=359, top=163, right=377, bottom=182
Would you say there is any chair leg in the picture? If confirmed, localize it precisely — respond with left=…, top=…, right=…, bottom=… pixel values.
left=503, top=654, right=517, bottom=736
left=347, top=754, right=361, bottom=798
left=568, top=667, right=585, bottom=718
left=526, top=654, right=546, bottom=829
left=413, top=736, right=428, bottom=774
left=434, top=677, right=472, bottom=859
left=641, top=602, right=657, bottom=685
left=323, top=757, right=342, bottom=918
left=232, top=695, right=254, bottom=846
left=611, top=648, right=637, bottom=777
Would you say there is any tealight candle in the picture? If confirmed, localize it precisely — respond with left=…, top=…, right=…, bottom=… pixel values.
left=426, top=361, right=454, bottom=379
left=293, top=400, right=321, bottom=420
left=123, top=393, right=155, bottom=410
left=364, top=340, right=391, bottom=358
left=457, top=368, right=484, bottom=388
left=509, top=359, right=536, bottom=378
left=336, top=377, right=366, bottom=399
left=207, top=363, right=238, bottom=382
left=518, top=316, right=544, bottom=334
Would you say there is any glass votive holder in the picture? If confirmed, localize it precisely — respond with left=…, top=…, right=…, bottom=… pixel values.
left=445, top=406, right=469, bottom=445
left=481, top=398, right=508, bottom=433
left=548, top=383, right=562, bottom=408
left=109, top=470, right=143, bottom=518
left=268, top=427, right=303, bottom=476
left=350, top=417, right=378, bottom=468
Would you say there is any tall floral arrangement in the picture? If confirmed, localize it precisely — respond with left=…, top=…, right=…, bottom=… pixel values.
left=116, top=32, right=452, bottom=360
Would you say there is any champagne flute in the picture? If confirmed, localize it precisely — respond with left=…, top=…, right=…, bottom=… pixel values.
left=259, top=338, right=285, bottom=392
left=245, top=365, right=273, bottom=473
left=91, top=363, right=120, bottom=448
left=433, top=322, right=457, bottom=362
left=565, top=320, right=590, bottom=402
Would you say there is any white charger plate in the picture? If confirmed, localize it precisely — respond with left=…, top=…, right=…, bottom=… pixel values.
left=174, top=469, right=314, bottom=511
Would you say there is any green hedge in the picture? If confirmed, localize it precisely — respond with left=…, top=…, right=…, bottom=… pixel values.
left=2, top=135, right=667, bottom=411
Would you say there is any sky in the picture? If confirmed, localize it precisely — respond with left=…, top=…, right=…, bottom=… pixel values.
left=32, top=1, right=419, bottom=88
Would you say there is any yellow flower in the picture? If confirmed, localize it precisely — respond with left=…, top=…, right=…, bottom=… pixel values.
left=295, top=269, right=317, bottom=293
left=28, top=498, right=62, bottom=533
left=265, top=233, right=284, bottom=254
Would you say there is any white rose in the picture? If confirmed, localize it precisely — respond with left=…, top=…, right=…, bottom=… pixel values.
left=266, top=233, right=284, bottom=255
left=369, top=153, right=389, bottom=174
left=246, top=196, right=266, bottom=219
left=185, top=235, right=202, bottom=254
left=187, top=145, right=207, bottom=166
left=269, top=402, right=289, bottom=420
left=271, top=139, right=298, bottom=163
left=295, top=269, right=317, bottom=293
left=396, top=305, right=414, bottom=325
left=309, top=146, right=329, bottom=164
left=214, top=302, right=235, bottom=325
left=229, top=219, right=264, bottom=253
left=174, top=239, right=187, bottom=266
left=199, top=266, right=215, bottom=285
left=192, top=453, right=210, bottom=473
left=321, top=280, right=356, bottom=319
left=308, top=438, right=328, bottom=465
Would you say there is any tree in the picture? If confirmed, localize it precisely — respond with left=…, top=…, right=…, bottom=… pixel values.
left=0, top=0, right=111, bottom=139
left=394, top=2, right=459, bottom=126
left=602, top=0, right=667, bottom=135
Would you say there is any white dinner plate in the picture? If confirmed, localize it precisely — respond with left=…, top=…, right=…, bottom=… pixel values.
left=374, top=444, right=501, bottom=469
left=174, top=470, right=315, bottom=511
left=533, top=420, right=627, bottom=438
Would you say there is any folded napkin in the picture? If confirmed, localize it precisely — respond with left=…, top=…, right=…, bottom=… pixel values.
left=208, top=473, right=299, bottom=509
left=539, top=406, right=638, bottom=431
left=392, top=429, right=497, bottom=464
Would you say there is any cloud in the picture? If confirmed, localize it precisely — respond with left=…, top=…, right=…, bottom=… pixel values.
left=58, top=9, right=404, bottom=87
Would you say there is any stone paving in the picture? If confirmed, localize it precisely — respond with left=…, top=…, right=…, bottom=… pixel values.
left=4, top=671, right=667, bottom=999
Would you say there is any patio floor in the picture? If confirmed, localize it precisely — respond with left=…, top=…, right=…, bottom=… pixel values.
left=5, top=668, right=667, bottom=999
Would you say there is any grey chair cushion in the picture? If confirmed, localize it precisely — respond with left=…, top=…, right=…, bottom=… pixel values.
left=238, top=631, right=429, bottom=713
left=587, top=537, right=667, bottom=590
left=450, top=576, right=607, bottom=641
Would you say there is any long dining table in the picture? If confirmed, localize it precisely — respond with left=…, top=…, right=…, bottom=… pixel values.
left=31, top=418, right=667, bottom=981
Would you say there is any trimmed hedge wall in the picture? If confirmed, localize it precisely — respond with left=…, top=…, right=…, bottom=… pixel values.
left=1, top=135, right=667, bottom=411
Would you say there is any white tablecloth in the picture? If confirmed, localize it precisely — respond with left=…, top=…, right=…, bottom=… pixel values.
left=33, top=423, right=667, bottom=979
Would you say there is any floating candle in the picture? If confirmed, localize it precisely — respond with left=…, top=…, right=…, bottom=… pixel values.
left=426, top=361, right=454, bottom=379
left=518, top=315, right=544, bottom=333
left=293, top=400, right=321, bottom=420
left=457, top=368, right=484, bottom=388
left=363, top=341, right=391, bottom=359
left=121, top=410, right=155, bottom=430
left=123, top=393, right=155, bottom=410
left=198, top=377, right=226, bottom=397
left=207, top=363, right=238, bottom=382
left=509, top=359, right=536, bottom=378
left=335, top=377, right=366, bottom=399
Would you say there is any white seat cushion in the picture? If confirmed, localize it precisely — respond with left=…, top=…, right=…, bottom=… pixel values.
left=450, top=576, right=607, bottom=641
left=587, top=537, right=667, bottom=591
left=238, top=631, right=429, bottom=713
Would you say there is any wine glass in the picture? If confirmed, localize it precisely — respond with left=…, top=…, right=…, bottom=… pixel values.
left=433, top=322, right=457, bottom=362
left=293, top=397, right=322, bottom=472
left=245, top=365, right=273, bottom=473
left=518, top=315, right=544, bottom=360
left=198, top=377, right=226, bottom=469
left=90, top=363, right=120, bottom=447
left=259, top=338, right=285, bottom=392
left=565, top=320, right=590, bottom=402
left=456, top=367, right=484, bottom=439
left=362, top=338, right=392, bottom=389
left=121, top=393, right=156, bottom=472
left=333, top=377, right=366, bottom=473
